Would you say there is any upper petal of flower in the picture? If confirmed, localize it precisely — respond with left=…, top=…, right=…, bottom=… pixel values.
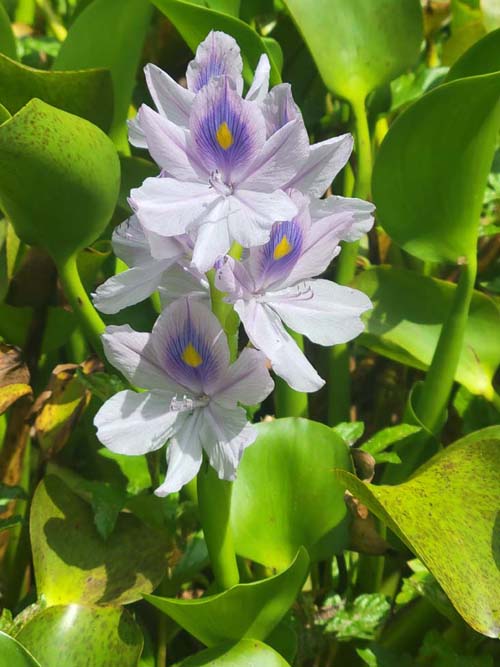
left=285, top=133, right=353, bottom=197
left=138, top=104, right=204, bottom=181
left=266, top=278, right=372, bottom=346
left=245, top=54, right=271, bottom=103
left=189, top=76, right=266, bottom=184
left=241, top=117, right=309, bottom=191
left=310, top=195, right=375, bottom=242
left=261, top=83, right=300, bottom=136
left=128, top=115, right=147, bottom=148
left=102, top=324, right=182, bottom=392
left=145, top=63, right=194, bottom=128
left=111, top=215, right=153, bottom=267
left=94, top=389, right=181, bottom=455
left=151, top=298, right=230, bottom=395
left=186, top=31, right=244, bottom=95
left=210, top=347, right=274, bottom=407
left=154, top=410, right=203, bottom=496
left=202, top=402, right=256, bottom=480
left=235, top=299, right=324, bottom=392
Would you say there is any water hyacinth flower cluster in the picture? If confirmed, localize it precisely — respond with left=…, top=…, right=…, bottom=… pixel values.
left=93, top=31, right=374, bottom=495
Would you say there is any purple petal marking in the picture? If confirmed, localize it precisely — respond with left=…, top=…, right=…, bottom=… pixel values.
left=258, top=218, right=304, bottom=286
left=190, top=76, right=265, bottom=184
left=187, top=31, right=243, bottom=94
left=158, top=299, right=225, bottom=394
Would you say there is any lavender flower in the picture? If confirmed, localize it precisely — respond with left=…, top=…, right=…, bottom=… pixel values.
left=94, top=298, right=274, bottom=495
left=215, top=190, right=374, bottom=392
left=129, top=31, right=270, bottom=142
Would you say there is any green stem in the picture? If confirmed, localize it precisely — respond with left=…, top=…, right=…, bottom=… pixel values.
left=197, top=462, right=240, bottom=590
left=57, top=254, right=106, bottom=357
left=273, top=330, right=309, bottom=418
left=415, top=257, right=477, bottom=434
left=15, top=0, right=36, bottom=23
left=328, top=98, right=372, bottom=424
left=197, top=263, right=240, bottom=590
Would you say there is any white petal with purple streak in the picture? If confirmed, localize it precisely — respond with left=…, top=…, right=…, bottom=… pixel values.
left=186, top=31, right=244, bottom=95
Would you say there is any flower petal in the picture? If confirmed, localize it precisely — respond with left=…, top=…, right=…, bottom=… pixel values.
left=128, top=115, right=147, bottom=148
left=286, top=133, right=353, bottom=197
left=242, top=117, right=309, bottom=191
left=102, top=324, right=180, bottom=392
left=186, top=31, right=243, bottom=94
left=267, top=278, right=372, bottom=346
left=138, top=104, right=203, bottom=180
left=191, top=215, right=231, bottom=272
left=235, top=299, right=324, bottom=392
left=151, top=297, right=230, bottom=395
left=131, top=176, right=218, bottom=237
left=144, top=63, right=194, bottom=128
left=310, top=195, right=375, bottom=242
left=94, top=389, right=180, bottom=455
left=261, top=83, right=300, bottom=135
left=211, top=347, right=274, bottom=407
left=111, top=215, right=152, bottom=266
left=158, top=263, right=209, bottom=310
left=93, top=260, right=173, bottom=314
left=229, top=189, right=297, bottom=247
left=202, top=403, right=256, bottom=480
left=245, top=54, right=270, bottom=103
left=155, top=410, right=203, bottom=496
left=189, top=76, right=266, bottom=184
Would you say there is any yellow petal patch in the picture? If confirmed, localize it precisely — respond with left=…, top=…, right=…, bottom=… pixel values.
left=182, top=343, right=203, bottom=368
left=273, top=235, right=293, bottom=260
left=216, top=122, right=234, bottom=150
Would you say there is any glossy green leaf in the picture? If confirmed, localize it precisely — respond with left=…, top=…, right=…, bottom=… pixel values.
left=372, top=72, right=500, bottom=264
left=30, top=475, right=169, bottom=606
left=231, top=418, right=352, bottom=569
left=0, top=99, right=120, bottom=264
left=152, top=0, right=281, bottom=86
left=334, top=426, right=500, bottom=637
left=0, top=53, right=112, bottom=132
left=446, top=27, right=500, bottom=81
left=284, top=0, right=422, bottom=102
left=179, top=639, right=291, bottom=666
left=0, top=631, right=40, bottom=667
left=54, top=0, right=153, bottom=145
left=145, top=547, right=309, bottom=646
left=353, top=266, right=500, bottom=399
left=15, top=605, right=142, bottom=667
left=0, top=3, right=17, bottom=61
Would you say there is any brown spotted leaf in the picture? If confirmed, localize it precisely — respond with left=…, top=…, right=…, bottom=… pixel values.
left=334, top=426, right=500, bottom=637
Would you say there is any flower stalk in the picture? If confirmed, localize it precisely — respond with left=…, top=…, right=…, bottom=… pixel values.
left=329, top=95, right=373, bottom=424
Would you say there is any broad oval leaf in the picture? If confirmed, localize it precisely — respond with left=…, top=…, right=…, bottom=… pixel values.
left=54, top=0, right=153, bottom=146
left=0, top=99, right=120, bottom=265
left=372, top=72, right=500, bottom=264
left=179, top=639, right=291, bottom=666
left=30, top=475, right=169, bottom=606
left=353, top=266, right=500, bottom=399
left=152, top=0, right=281, bottom=86
left=15, top=605, right=142, bottom=667
left=0, top=631, right=41, bottom=667
left=231, top=418, right=352, bottom=569
left=284, top=0, right=423, bottom=102
left=445, top=27, right=500, bottom=81
left=145, top=547, right=309, bottom=647
left=0, top=53, right=112, bottom=132
left=334, top=426, right=500, bottom=637
left=0, top=4, right=17, bottom=61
